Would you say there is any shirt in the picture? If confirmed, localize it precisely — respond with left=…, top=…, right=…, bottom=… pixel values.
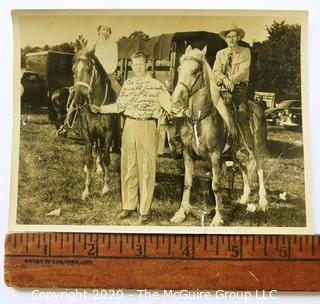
left=94, top=39, right=118, bottom=74
left=116, top=75, right=172, bottom=119
left=212, top=46, right=251, bottom=84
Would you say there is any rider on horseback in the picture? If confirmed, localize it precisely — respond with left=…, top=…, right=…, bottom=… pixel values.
left=212, top=24, right=253, bottom=153
left=90, top=25, right=122, bottom=96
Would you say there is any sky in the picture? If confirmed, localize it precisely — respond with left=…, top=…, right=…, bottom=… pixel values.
left=16, top=10, right=306, bottom=48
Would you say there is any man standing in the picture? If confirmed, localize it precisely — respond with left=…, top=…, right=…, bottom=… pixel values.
left=212, top=24, right=252, bottom=150
left=90, top=51, right=172, bottom=225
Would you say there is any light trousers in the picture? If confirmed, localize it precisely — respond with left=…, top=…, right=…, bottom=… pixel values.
left=121, top=118, right=158, bottom=216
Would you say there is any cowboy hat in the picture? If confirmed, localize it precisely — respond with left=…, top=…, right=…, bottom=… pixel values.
left=219, top=24, right=245, bottom=40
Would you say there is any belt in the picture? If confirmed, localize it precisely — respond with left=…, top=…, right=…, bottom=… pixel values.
left=124, top=115, right=156, bottom=121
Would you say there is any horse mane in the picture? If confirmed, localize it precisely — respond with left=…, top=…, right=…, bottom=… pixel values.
left=73, top=49, right=108, bottom=85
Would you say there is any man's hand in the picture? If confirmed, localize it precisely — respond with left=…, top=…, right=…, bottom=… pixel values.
left=222, top=77, right=234, bottom=92
left=90, top=104, right=101, bottom=113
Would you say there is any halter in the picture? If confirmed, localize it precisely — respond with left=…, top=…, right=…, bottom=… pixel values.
left=177, top=55, right=212, bottom=123
left=177, top=56, right=204, bottom=97
left=73, top=55, right=108, bottom=106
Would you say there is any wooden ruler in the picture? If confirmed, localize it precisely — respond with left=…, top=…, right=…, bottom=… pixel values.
left=4, top=233, right=320, bottom=291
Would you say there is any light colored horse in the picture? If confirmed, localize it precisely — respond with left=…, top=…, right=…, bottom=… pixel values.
left=170, top=45, right=268, bottom=226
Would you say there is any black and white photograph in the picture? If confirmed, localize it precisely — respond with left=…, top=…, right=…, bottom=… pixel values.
left=9, top=10, right=311, bottom=233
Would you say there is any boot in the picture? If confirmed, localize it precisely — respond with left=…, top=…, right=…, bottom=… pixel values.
left=237, top=111, right=253, bottom=154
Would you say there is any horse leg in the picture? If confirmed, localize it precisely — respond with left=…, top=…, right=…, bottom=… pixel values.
left=210, top=152, right=224, bottom=227
left=82, top=141, right=94, bottom=201
left=239, top=167, right=251, bottom=205
left=170, top=150, right=194, bottom=224
left=256, top=158, right=268, bottom=211
left=101, top=136, right=112, bottom=196
left=95, top=140, right=103, bottom=175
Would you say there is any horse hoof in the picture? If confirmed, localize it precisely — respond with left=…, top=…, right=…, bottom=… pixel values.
left=259, top=198, right=268, bottom=211
left=82, top=190, right=90, bottom=201
left=101, top=185, right=110, bottom=196
left=170, top=209, right=186, bottom=224
left=210, top=216, right=224, bottom=227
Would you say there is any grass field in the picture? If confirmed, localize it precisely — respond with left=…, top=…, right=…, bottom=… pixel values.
left=16, top=114, right=306, bottom=227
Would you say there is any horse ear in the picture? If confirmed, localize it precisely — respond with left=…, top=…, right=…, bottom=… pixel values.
left=201, top=46, right=207, bottom=56
left=185, top=45, right=193, bottom=54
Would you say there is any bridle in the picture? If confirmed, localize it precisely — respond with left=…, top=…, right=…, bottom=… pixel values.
left=74, top=56, right=97, bottom=93
left=73, top=55, right=108, bottom=106
left=177, top=56, right=205, bottom=98
left=176, top=55, right=212, bottom=123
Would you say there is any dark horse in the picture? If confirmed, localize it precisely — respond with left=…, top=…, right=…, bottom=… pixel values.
left=170, top=46, right=268, bottom=226
left=72, top=49, right=118, bottom=201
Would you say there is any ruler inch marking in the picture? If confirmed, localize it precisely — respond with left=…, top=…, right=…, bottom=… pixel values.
left=312, top=236, right=315, bottom=257
left=13, top=234, right=17, bottom=249
left=264, top=235, right=268, bottom=257
left=49, top=233, right=52, bottom=257
left=60, top=233, right=63, bottom=249
left=25, top=234, right=29, bottom=254
left=107, top=234, right=110, bottom=250
left=215, top=236, right=219, bottom=256
left=72, top=233, right=75, bottom=254
left=251, top=235, right=255, bottom=251
left=288, top=235, right=291, bottom=259
left=120, top=235, right=123, bottom=255
left=143, top=235, right=147, bottom=257
left=156, top=235, right=159, bottom=250
left=204, top=235, right=207, bottom=251
left=131, top=235, right=134, bottom=250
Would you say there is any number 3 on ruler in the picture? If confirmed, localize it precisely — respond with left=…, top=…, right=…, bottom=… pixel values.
left=136, top=243, right=143, bottom=256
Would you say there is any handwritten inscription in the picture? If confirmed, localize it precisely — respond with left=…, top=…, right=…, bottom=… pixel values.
left=117, top=77, right=168, bottom=118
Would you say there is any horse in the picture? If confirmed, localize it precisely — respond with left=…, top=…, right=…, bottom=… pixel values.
left=170, top=45, right=268, bottom=226
left=72, top=49, right=118, bottom=201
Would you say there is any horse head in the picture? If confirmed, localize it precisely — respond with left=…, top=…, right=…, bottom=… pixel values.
left=171, top=45, right=209, bottom=116
left=72, top=50, right=97, bottom=106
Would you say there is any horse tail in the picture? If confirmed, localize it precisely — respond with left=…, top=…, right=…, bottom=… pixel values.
left=51, top=87, right=70, bottom=130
